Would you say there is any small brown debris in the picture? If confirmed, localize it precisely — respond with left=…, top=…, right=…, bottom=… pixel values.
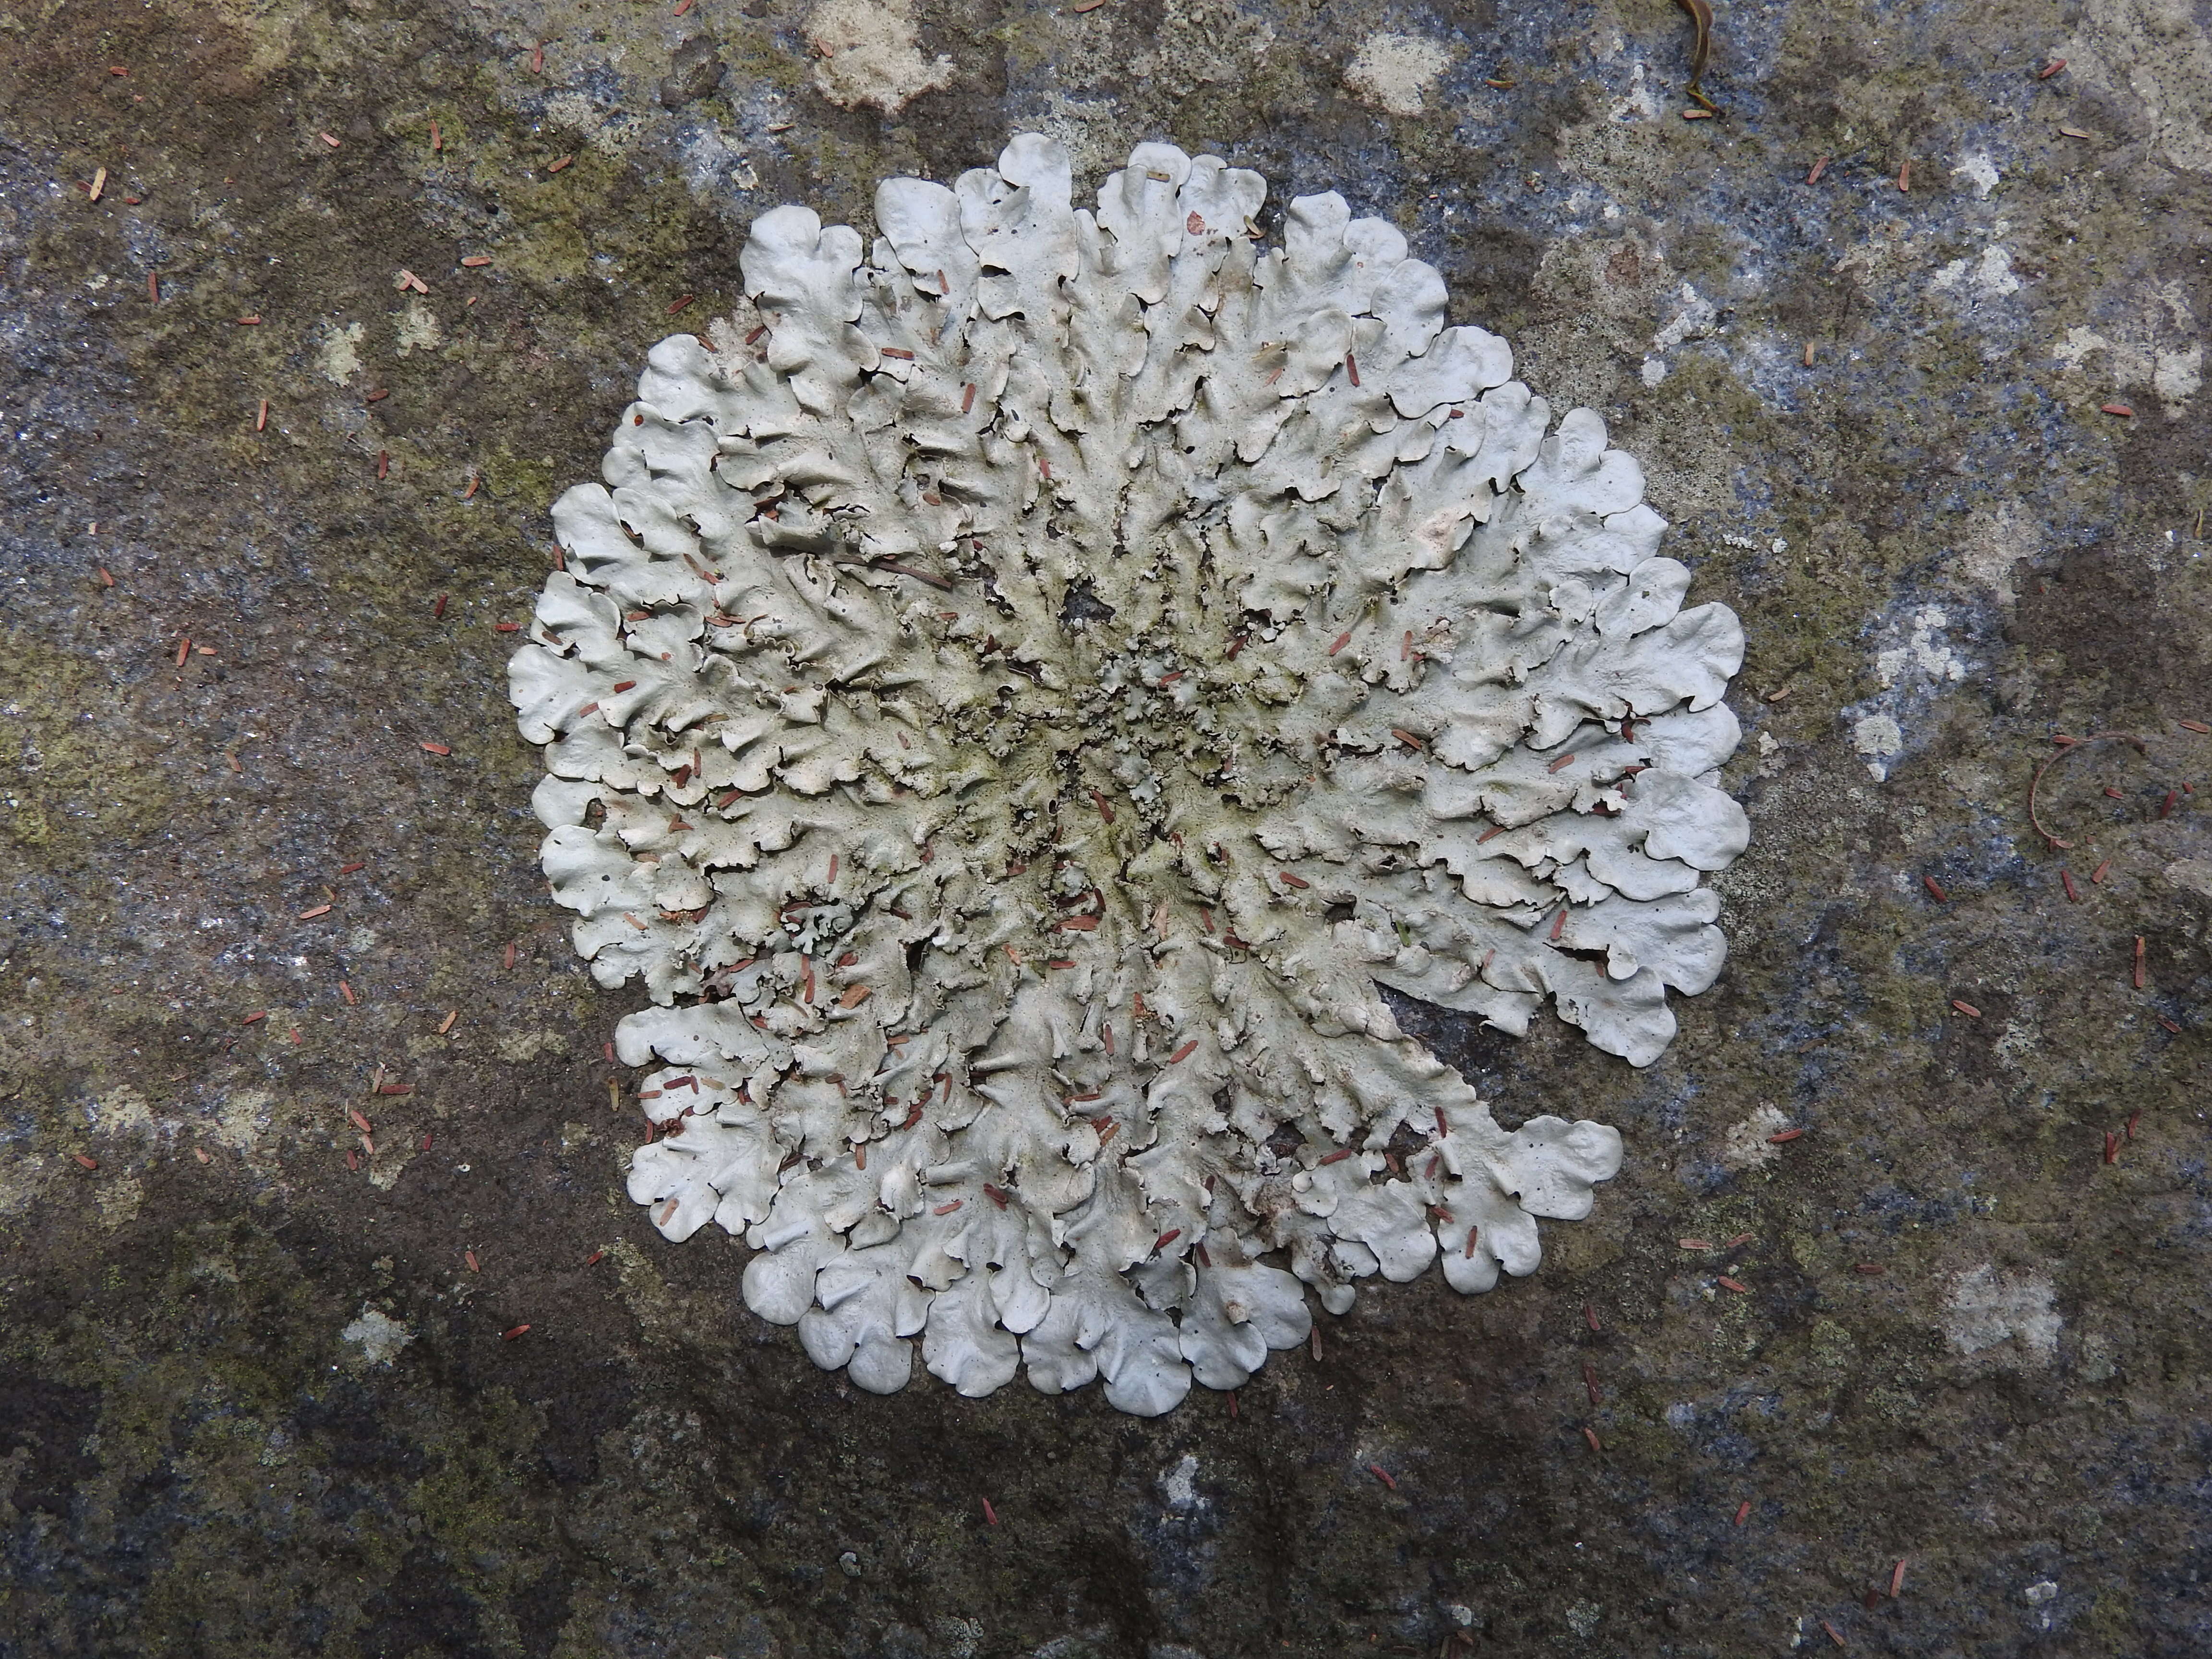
left=1768, top=1128, right=1806, bottom=1144
left=2179, top=720, right=2211, bottom=734
left=1717, top=1275, right=1749, bottom=1293
left=1854, top=1263, right=1885, bottom=1275
left=73, top=1153, right=100, bottom=1170
left=2091, top=859, right=2111, bottom=883
left=88, top=166, right=108, bottom=201
left=666, top=294, right=696, bottom=315
left=339, top=979, right=357, bottom=1006
left=1890, top=1559, right=1908, bottom=1597
left=430, top=119, right=443, bottom=151
left=320, top=132, right=341, bottom=148
left=2058, top=124, right=2092, bottom=140
left=1367, top=1463, right=1397, bottom=1490
left=1734, top=1500, right=1752, bottom=1526
left=1806, top=156, right=1829, bottom=184
left=2133, top=935, right=2146, bottom=989
left=2037, top=57, right=2066, bottom=78
left=437, top=1010, right=458, bottom=1035
left=194, top=1148, right=212, bottom=1164
left=2101, top=402, right=2135, bottom=417
left=395, top=268, right=429, bottom=295
left=147, top=270, right=159, bottom=301
left=1582, top=1427, right=1604, bottom=1453
left=529, top=40, right=544, bottom=72
left=502, top=1324, right=531, bottom=1341
left=460, top=255, right=491, bottom=268
left=420, top=740, right=450, bottom=755
left=297, top=903, right=332, bottom=920
left=376, top=450, right=389, bottom=480
left=1922, top=875, right=1948, bottom=902
left=97, top=566, right=116, bottom=587
left=547, top=155, right=574, bottom=174
left=1821, top=1620, right=1845, bottom=1648
left=256, top=398, right=269, bottom=432
left=1950, top=999, right=1982, bottom=1018
left=2103, top=1130, right=2120, bottom=1165
left=2061, top=869, right=2081, bottom=903
left=1897, top=159, right=1911, bottom=191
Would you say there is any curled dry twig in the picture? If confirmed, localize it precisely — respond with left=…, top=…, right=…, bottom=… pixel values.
left=2027, top=731, right=2146, bottom=849
left=1675, top=0, right=1720, bottom=113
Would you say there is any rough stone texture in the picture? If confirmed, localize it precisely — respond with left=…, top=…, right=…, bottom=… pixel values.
left=0, top=0, right=2206, bottom=1654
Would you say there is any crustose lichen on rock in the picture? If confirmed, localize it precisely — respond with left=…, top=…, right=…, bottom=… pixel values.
left=508, top=135, right=1747, bottom=1413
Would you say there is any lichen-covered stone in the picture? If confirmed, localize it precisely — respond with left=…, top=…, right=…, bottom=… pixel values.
left=511, top=136, right=1745, bottom=1407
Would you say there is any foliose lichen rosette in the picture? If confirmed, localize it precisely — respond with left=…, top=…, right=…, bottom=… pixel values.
left=508, top=136, right=1747, bottom=1414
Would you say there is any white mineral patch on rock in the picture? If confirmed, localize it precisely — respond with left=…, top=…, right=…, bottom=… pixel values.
left=1874, top=606, right=1967, bottom=689
left=1721, top=1103, right=1791, bottom=1169
left=1950, top=152, right=2000, bottom=198
left=1943, top=1263, right=2059, bottom=1362
left=317, top=321, right=363, bottom=385
left=341, top=1305, right=414, bottom=1366
left=1931, top=246, right=2020, bottom=302
left=510, top=134, right=1748, bottom=1412
left=2154, top=342, right=2202, bottom=406
left=212, top=1086, right=274, bottom=1157
left=2052, top=281, right=2201, bottom=415
left=395, top=298, right=443, bottom=356
left=805, top=0, right=952, bottom=114
left=1343, top=33, right=1449, bottom=117
left=1852, top=714, right=1903, bottom=780
left=1160, top=1453, right=1201, bottom=1509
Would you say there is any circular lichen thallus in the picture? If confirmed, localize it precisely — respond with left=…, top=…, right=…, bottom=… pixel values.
left=507, top=134, right=1748, bottom=1414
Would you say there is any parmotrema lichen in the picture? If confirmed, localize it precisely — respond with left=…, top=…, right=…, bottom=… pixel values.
left=509, top=135, right=1747, bottom=1414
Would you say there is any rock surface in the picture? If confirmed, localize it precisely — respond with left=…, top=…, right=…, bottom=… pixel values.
left=0, top=0, right=2208, bottom=1654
